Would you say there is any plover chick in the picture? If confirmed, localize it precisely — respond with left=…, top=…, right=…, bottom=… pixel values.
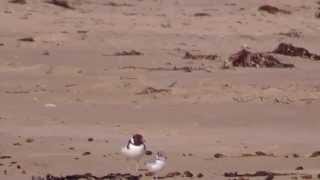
left=121, top=134, right=146, bottom=172
left=146, top=152, right=167, bottom=179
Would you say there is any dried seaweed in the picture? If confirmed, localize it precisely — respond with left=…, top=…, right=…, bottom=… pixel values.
left=272, top=43, right=320, bottom=60
left=9, top=0, right=26, bottom=4
left=46, top=0, right=74, bottom=9
left=228, top=49, right=294, bottom=68
left=136, top=87, right=170, bottom=95
left=258, top=5, right=291, bottom=14
left=224, top=171, right=297, bottom=178
left=120, top=66, right=211, bottom=73
left=114, top=50, right=143, bottom=56
left=183, top=52, right=218, bottom=60
left=33, top=173, right=142, bottom=180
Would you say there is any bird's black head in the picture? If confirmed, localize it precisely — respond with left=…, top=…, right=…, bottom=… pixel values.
left=131, top=134, right=144, bottom=146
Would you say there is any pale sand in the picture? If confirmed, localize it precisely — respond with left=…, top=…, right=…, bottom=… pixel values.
left=0, top=0, right=320, bottom=179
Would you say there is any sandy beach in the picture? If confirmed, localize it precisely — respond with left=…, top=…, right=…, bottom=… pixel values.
left=0, top=0, right=320, bottom=179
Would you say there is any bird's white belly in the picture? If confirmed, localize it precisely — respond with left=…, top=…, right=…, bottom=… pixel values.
left=121, top=145, right=145, bottom=159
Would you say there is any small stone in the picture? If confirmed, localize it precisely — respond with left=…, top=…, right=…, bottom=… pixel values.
left=310, top=151, right=320, bottom=158
left=295, top=166, right=303, bottom=170
left=25, top=138, right=34, bottom=143
left=87, top=138, right=94, bottom=142
left=184, top=171, right=193, bottom=178
left=145, top=150, right=152, bottom=156
left=292, top=153, right=300, bottom=158
left=255, top=151, right=267, bottom=156
left=17, top=165, right=21, bottom=169
left=214, top=153, right=225, bottom=158
left=197, top=173, right=204, bottom=178
left=82, top=152, right=91, bottom=156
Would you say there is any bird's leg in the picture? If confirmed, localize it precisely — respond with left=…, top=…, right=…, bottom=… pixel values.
left=135, top=159, right=139, bottom=173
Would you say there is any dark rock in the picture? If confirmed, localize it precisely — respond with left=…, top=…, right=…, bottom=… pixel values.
left=25, top=138, right=34, bottom=143
left=214, top=153, right=225, bottom=158
left=87, top=138, right=94, bottom=142
left=196, top=173, right=204, bottom=178
left=229, top=49, right=294, bottom=68
left=295, top=166, right=303, bottom=170
left=145, top=150, right=152, bottom=156
left=310, top=151, right=320, bottom=158
left=82, top=152, right=91, bottom=156
left=292, top=153, right=300, bottom=158
left=184, top=171, right=194, bottom=178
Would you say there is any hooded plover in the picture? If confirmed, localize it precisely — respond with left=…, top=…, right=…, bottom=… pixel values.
left=146, top=152, right=167, bottom=179
left=121, top=134, right=146, bottom=172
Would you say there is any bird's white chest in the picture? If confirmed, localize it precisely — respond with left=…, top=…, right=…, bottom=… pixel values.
left=122, top=144, right=145, bottom=158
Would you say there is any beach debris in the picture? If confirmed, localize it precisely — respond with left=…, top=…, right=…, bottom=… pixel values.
left=44, top=103, right=57, bottom=108
left=136, top=87, right=170, bottom=95
left=0, top=43, right=4, bottom=46
left=228, top=49, right=294, bottom=68
left=46, top=0, right=74, bottom=9
left=18, top=37, right=35, bottom=42
left=87, top=138, right=94, bottom=142
left=9, top=0, right=26, bottom=4
left=295, top=166, right=304, bottom=170
left=310, top=151, right=320, bottom=158
left=258, top=5, right=291, bottom=14
left=114, top=50, right=143, bottom=56
left=183, top=52, right=218, bottom=60
left=272, top=43, right=320, bottom=60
